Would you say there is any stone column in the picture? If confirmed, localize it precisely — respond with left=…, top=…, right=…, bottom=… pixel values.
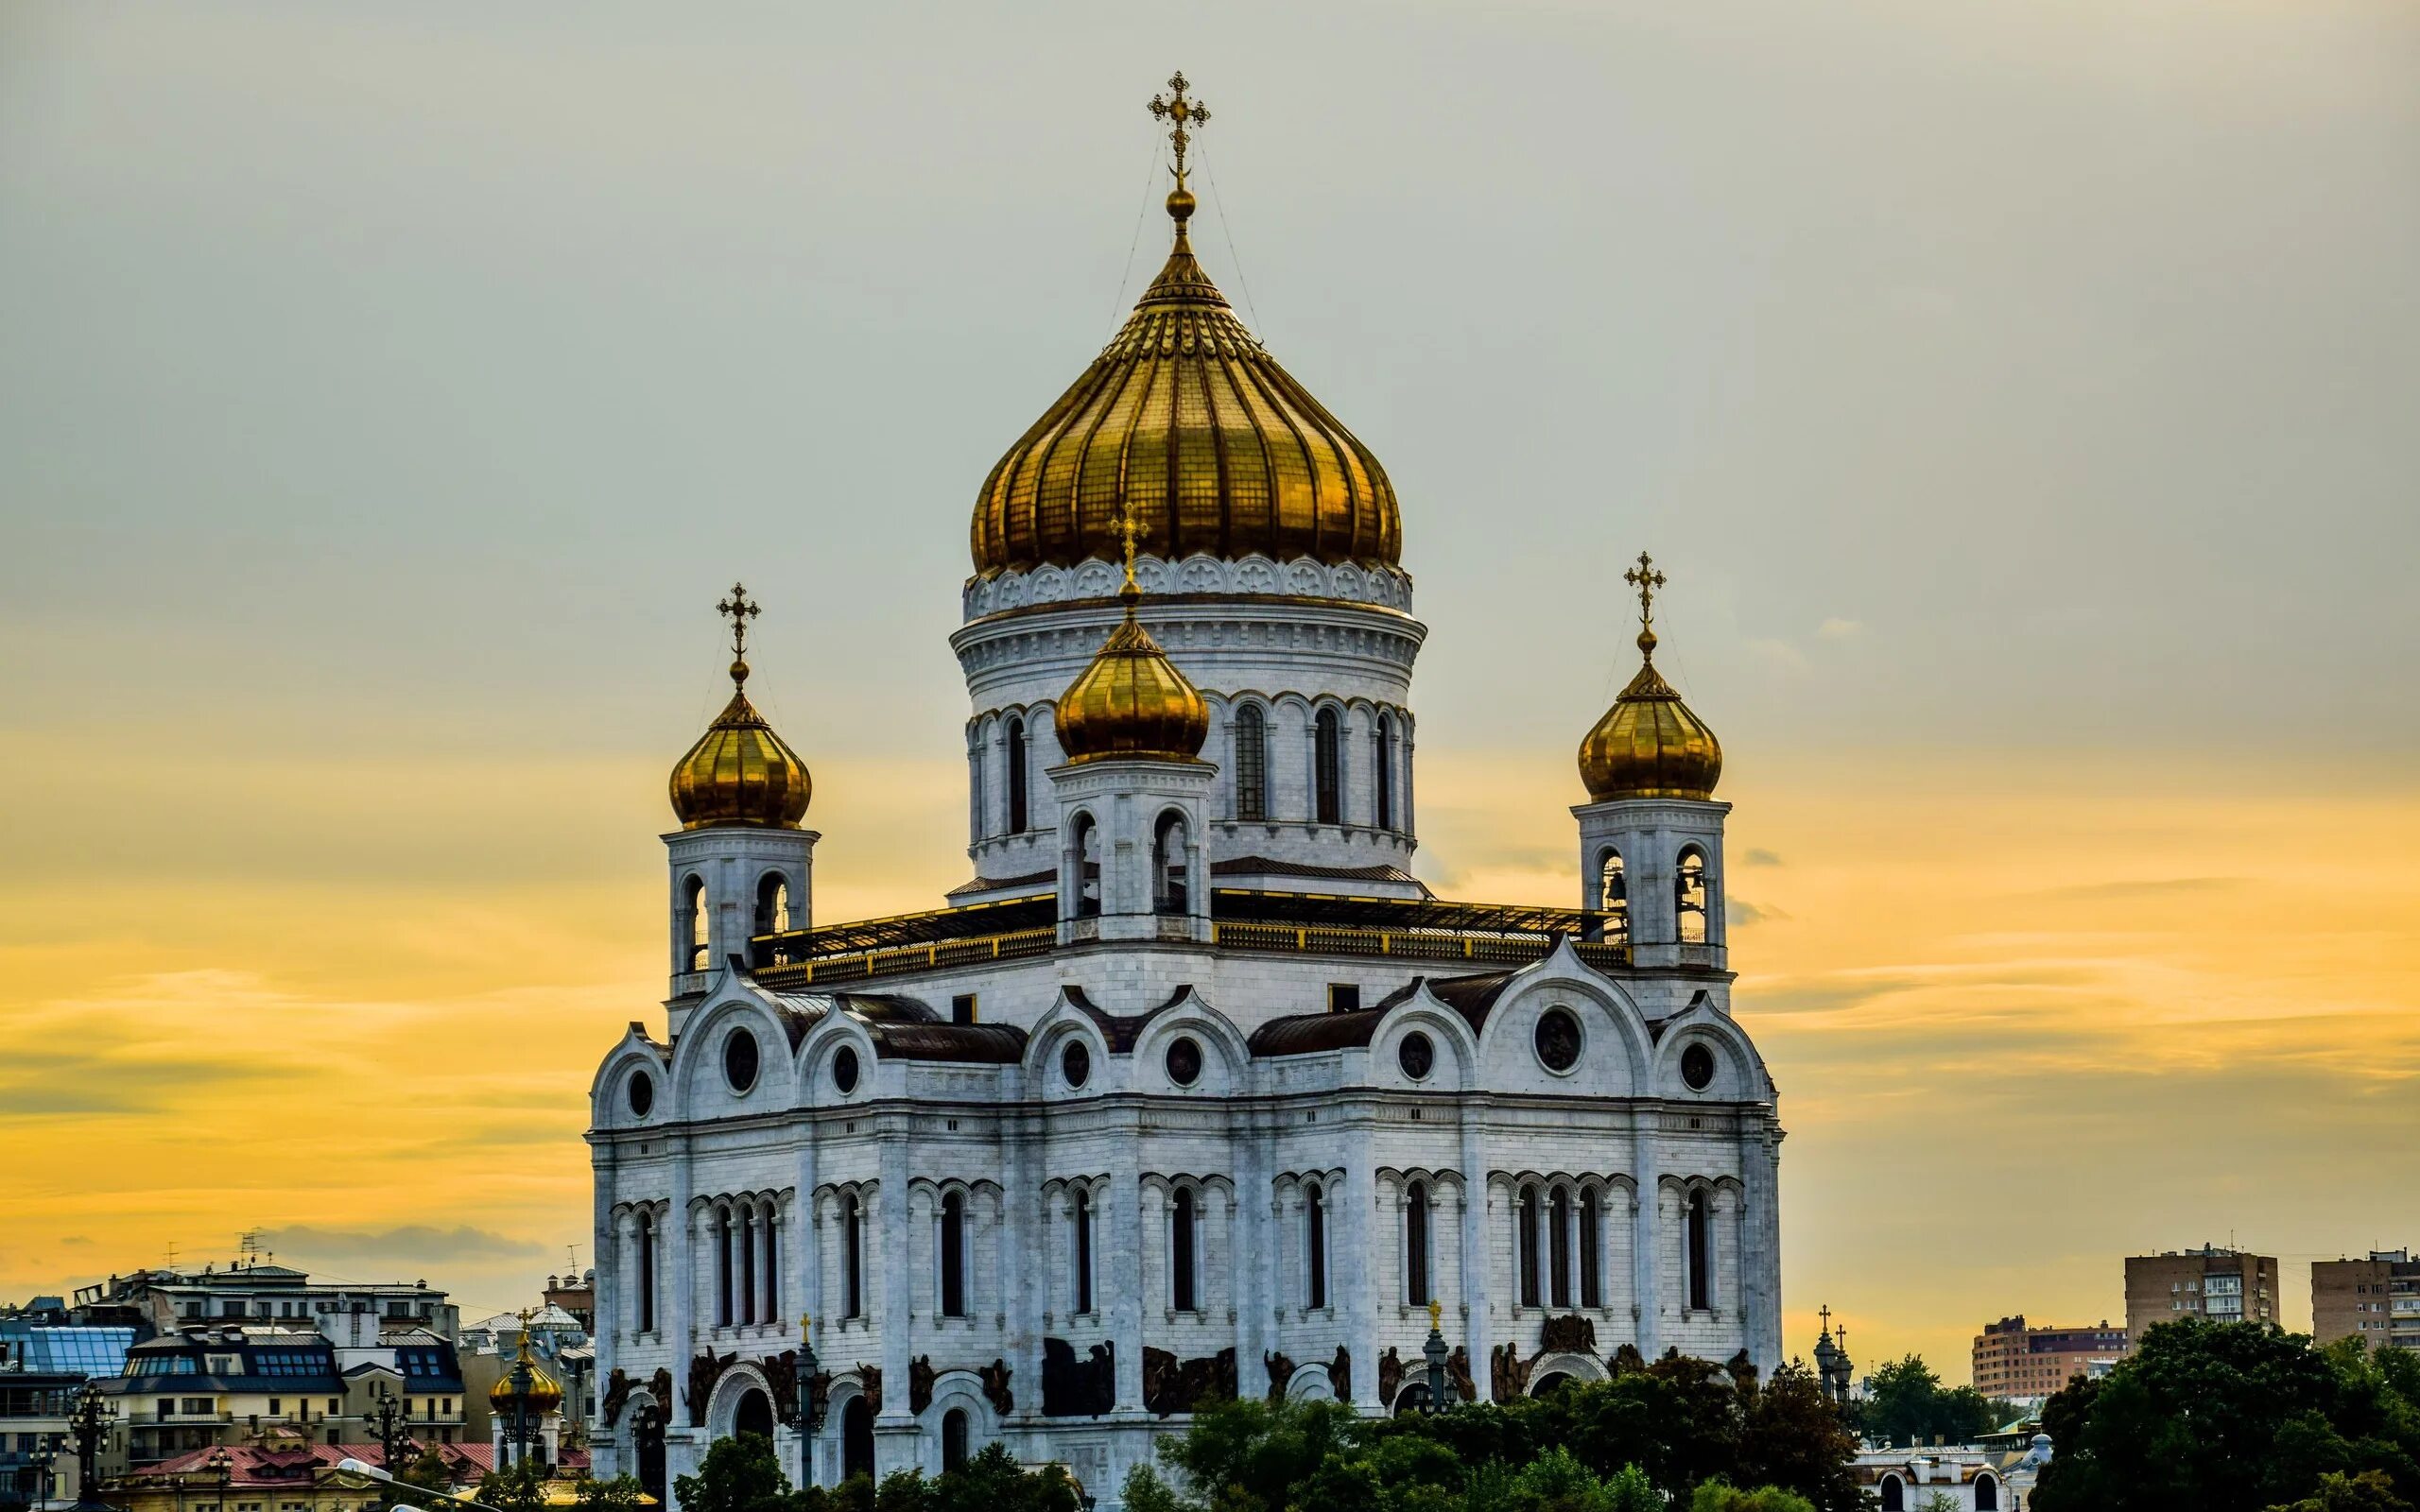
left=1459, top=1117, right=1487, bottom=1402
left=1632, top=1125, right=1660, bottom=1360
left=1111, top=1135, right=1145, bottom=1410
left=1231, top=1123, right=1263, bottom=1388
left=1343, top=1127, right=1379, bottom=1412
left=878, top=1139, right=914, bottom=1447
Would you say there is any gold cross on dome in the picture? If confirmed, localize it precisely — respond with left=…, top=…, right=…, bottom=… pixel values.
left=1623, top=552, right=1666, bottom=630
left=717, top=582, right=761, bottom=660
left=1116, top=506, right=1143, bottom=593
left=1148, top=72, right=1211, bottom=189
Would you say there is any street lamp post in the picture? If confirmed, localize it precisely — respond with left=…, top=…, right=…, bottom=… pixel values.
left=371, top=1384, right=408, bottom=1476
left=1421, top=1300, right=1450, bottom=1415
left=793, top=1314, right=824, bottom=1491
left=66, top=1383, right=113, bottom=1512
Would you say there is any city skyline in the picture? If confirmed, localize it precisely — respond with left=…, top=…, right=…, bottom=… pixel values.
left=3, top=1, right=2415, bottom=1379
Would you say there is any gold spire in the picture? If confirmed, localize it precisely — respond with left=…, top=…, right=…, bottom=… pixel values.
left=669, top=584, right=813, bottom=829
left=1055, top=507, right=1211, bottom=764
left=1578, top=551, right=1722, bottom=802
left=490, top=1308, right=564, bottom=1415
left=971, top=74, right=1399, bottom=579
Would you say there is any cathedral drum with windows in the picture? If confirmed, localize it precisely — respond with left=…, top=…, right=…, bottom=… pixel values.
left=585, top=76, right=1781, bottom=1511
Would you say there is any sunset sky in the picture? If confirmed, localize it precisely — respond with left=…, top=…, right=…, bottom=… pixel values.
left=3, top=1, right=2415, bottom=1375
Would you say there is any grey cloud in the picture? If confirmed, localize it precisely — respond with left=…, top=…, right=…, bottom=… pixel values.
left=258, top=1225, right=546, bottom=1264
left=1743, top=849, right=1785, bottom=867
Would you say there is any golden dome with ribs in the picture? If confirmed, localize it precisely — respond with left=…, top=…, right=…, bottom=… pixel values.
left=970, top=189, right=1401, bottom=577
left=1578, top=627, right=1723, bottom=802
left=1055, top=577, right=1211, bottom=764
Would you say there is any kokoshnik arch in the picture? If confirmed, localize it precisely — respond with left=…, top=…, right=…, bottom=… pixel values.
left=585, top=74, right=1779, bottom=1510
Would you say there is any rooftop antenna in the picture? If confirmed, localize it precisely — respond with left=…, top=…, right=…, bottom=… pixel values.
left=237, top=1229, right=265, bottom=1267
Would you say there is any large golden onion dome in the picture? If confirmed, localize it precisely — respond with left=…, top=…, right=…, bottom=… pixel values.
left=489, top=1330, right=565, bottom=1416
left=1056, top=561, right=1211, bottom=765
left=1578, top=556, right=1722, bottom=802
left=668, top=585, right=812, bottom=831
left=970, top=179, right=1401, bottom=577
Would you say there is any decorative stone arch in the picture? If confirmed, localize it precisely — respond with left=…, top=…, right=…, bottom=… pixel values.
left=1283, top=1361, right=1335, bottom=1402
left=1024, top=1001, right=1112, bottom=1095
left=1528, top=1351, right=1609, bottom=1394
left=1132, top=991, right=1251, bottom=1096
left=793, top=1010, right=879, bottom=1108
left=703, top=1359, right=779, bottom=1442
left=919, top=1368, right=999, bottom=1474
left=818, top=1370, right=879, bottom=1485
left=1374, top=988, right=1482, bottom=1092
left=1652, top=996, right=1767, bottom=1102
left=1477, top=945, right=1656, bottom=1095
left=590, top=1028, right=671, bottom=1130
left=670, top=989, right=799, bottom=1112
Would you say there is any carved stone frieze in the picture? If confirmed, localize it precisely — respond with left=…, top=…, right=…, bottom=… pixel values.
left=1539, top=1314, right=1598, bottom=1355
left=1263, top=1350, right=1296, bottom=1404
left=599, top=1368, right=631, bottom=1429
left=978, top=1359, right=1014, bottom=1418
left=909, top=1355, right=937, bottom=1416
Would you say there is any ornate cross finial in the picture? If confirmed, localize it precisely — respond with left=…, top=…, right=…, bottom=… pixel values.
left=1428, top=1299, right=1443, bottom=1334
left=1116, top=505, right=1143, bottom=598
left=1148, top=71, right=1211, bottom=192
left=717, top=582, right=761, bottom=662
left=1623, top=552, right=1666, bottom=630
left=1819, top=1303, right=1832, bottom=1334
left=800, top=1312, right=812, bottom=1342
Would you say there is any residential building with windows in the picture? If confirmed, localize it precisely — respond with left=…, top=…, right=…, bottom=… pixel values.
left=2122, top=1246, right=2279, bottom=1344
left=1970, top=1316, right=2126, bottom=1404
left=95, top=1328, right=405, bottom=1474
left=72, top=1264, right=457, bottom=1343
left=2312, top=1250, right=2419, bottom=1351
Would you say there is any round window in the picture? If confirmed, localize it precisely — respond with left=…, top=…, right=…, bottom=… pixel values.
left=1533, top=1008, right=1582, bottom=1073
left=627, top=1069, right=655, bottom=1118
left=1063, top=1040, right=1092, bottom=1090
left=832, top=1045, right=860, bottom=1095
left=1680, top=1042, right=1717, bottom=1091
left=1397, top=1031, right=1435, bottom=1081
left=1165, top=1036, right=1202, bottom=1087
left=722, top=1028, right=760, bottom=1094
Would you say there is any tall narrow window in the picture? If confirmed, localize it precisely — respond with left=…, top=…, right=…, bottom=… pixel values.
left=1306, top=1183, right=1328, bottom=1310
left=1170, top=1188, right=1197, bottom=1313
left=635, top=1211, right=656, bottom=1333
left=1313, top=708, right=1342, bottom=825
left=1518, top=1186, right=1541, bottom=1308
left=1234, top=705, right=1268, bottom=820
left=1598, top=850, right=1627, bottom=940
left=1073, top=1189, right=1094, bottom=1315
left=1686, top=1189, right=1711, bottom=1312
left=753, top=874, right=789, bottom=936
left=968, top=726, right=986, bottom=841
left=1005, top=716, right=1028, bottom=833
left=685, top=877, right=709, bottom=972
left=762, top=1202, right=779, bottom=1322
left=843, top=1194, right=864, bottom=1319
left=1677, top=849, right=1709, bottom=945
left=715, top=1209, right=734, bottom=1327
left=1975, top=1477, right=1997, bottom=1512
left=1153, top=812, right=1189, bottom=915
left=1072, top=815, right=1101, bottom=919
left=737, top=1206, right=757, bottom=1325
left=1373, top=713, right=1395, bottom=830
left=942, top=1408, right=969, bottom=1472
left=1405, top=1182, right=1431, bottom=1307
left=939, top=1192, right=966, bottom=1317
left=1579, top=1190, right=1601, bottom=1309
left=1549, top=1189, right=1572, bottom=1308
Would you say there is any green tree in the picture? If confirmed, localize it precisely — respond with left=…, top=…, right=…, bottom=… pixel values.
left=1855, top=1358, right=1999, bottom=1448
left=672, top=1433, right=795, bottom=1512
left=476, top=1459, right=550, bottom=1512
left=1734, top=1365, right=1862, bottom=1512
left=573, top=1475, right=651, bottom=1512
left=1689, top=1479, right=1815, bottom=1512
left=391, top=1448, right=456, bottom=1497
left=2269, top=1470, right=2414, bottom=1512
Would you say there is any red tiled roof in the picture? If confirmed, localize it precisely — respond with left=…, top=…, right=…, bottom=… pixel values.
left=137, top=1443, right=589, bottom=1486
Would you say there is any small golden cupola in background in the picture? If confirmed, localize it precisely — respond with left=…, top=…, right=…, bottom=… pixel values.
left=1578, top=553, right=1723, bottom=802
left=668, top=583, right=813, bottom=829
left=488, top=1317, right=565, bottom=1418
left=1055, top=514, right=1211, bottom=764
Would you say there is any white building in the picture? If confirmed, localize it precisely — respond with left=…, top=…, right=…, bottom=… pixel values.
left=585, top=92, right=1783, bottom=1511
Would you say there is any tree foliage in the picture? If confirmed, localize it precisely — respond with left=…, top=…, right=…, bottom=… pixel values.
left=1853, top=1356, right=2009, bottom=1448
left=2031, top=1321, right=2420, bottom=1512
left=672, top=1436, right=1078, bottom=1512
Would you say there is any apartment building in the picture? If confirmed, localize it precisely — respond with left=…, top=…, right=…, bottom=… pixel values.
left=2312, top=1250, right=2418, bottom=1351
left=73, top=1263, right=457, bottom=1342
left=2123, top=1246, right=2279, bottom=1345
left=1971, top=1315, right=2128, bottom=1402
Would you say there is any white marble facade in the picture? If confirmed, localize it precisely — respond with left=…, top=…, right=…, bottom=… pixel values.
left=585, top=545, right=1784, bottom=1510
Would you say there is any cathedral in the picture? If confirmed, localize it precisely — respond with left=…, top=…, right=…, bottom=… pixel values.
left=585, top=76, right=1782, bottom=1509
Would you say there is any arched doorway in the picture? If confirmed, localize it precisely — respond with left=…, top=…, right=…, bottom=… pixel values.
left=842, top=1396, right=875, bottom=1483
left=632, top=1402, right=666, bottom=1506
left=1530, top=1371, right=1575, bottom=1396
left=941, top=1408, right=970, bottom=1472
left=1391, top=1383, right=1431, bottom=1417
left=733, top=1387, right=775, bottom=1443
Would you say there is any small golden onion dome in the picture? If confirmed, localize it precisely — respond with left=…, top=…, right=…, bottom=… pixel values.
left=490, top=1342, right=565, bottom=1416
left=1056, top=582, right=1211, bottom=764
left=971, top=186, right=1401, bottom=577
left=668, top=657, right=812, bottom=830
left=1578, top=627, right=1723, bottom=801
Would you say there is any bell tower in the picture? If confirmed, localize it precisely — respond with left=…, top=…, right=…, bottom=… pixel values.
left=663, top=584, right=817, bottom=1022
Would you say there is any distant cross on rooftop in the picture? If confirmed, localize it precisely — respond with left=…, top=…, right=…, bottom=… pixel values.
left=1623, top=551, right=1666, bottom=630
left=717, top=582, right=761, bottom=661
left=1819, top=1303, right=1833, bottom=1334
left=1148, top=72, right=1211, bottom=189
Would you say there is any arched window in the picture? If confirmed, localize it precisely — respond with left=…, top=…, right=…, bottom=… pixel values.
left=1313, top=708, right=1342, bottom=825
left=1072, top=1188, right=1094, bottom=1315
left=1170, top=1188, right=1198, bottom=1313
left=753, top=874, right=789, bottom=937
left=685, top=876, right=710, bottom=972
left=1234, top=705, right=1268, bottom=820
left=1549, top=1189, right=1572, bottom=1308
left=1686, top=1188, right=1712, bottom=1312
left=942, top=1407, right=969, bottom=1473
left=715, top=1208, right=734, bottom=1327
left=1305, top=1182, right=1328, bottom=1310
left=635, top=1210, right=657, bottom=1333
left=1598, top=850, right=1627, bottom=938
left=1004, top=715, right=1028, bottom=833
left=842, top=1397, right=874, bottom=1484
left=843, top=1194, right=864, bottom=1319
left=1975, top=1475, right=1998, bottom=1512
left=1071, top=814, right=1101, bottom=919
left=939, top=1191, right=966, bottom=1318
left=1678, top=848, right=1710, bottom=945
left=1153, top=811, right=1189, bottom=915
left=1373, top=713, right=1395, bottom=830
left=762, top=1201, right=779, bottom=1323
left=968, top=724, right=986, bottom=841
left=1517, top=1186, right=1542, bottom=1308
left=1405, top=1181, right=1431, bottom=1306
left=1580, top=1189, right=1602, bottom=1309
left=1878, top=1477, right=1904, bottom=1512
left=737, top=1205, right=757, bottom=1325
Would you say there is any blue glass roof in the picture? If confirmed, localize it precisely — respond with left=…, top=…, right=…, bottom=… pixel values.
left=4, top=1327, right=134, bottom=1376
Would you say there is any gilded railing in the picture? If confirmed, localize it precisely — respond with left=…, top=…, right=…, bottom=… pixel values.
left=753, top=927, right=1056, bottom=990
